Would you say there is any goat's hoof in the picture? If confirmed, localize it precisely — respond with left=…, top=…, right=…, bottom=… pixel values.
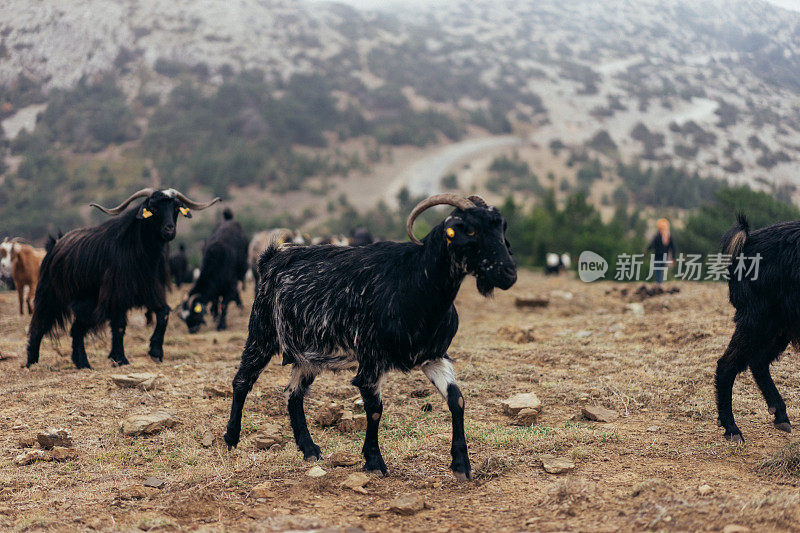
left=453, top=470, right=472, bottom=482
left=302, top=445, right=323, bottom=462
left=365, top=468, right=387, bottom=478
left=303, top=453, right=322, bottom=462
left=223, top=433, right=238, bottom=449
left=724, top=432, right=744, bottom=444
left=774, top=422, right=792, bottom=433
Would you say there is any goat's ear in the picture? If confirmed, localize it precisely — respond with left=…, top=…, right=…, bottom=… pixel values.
left=136, top=200, right=153, bottom=220
left=444, top=217, right=474, bottom=246
left=178, top=204, right=192, bottom=218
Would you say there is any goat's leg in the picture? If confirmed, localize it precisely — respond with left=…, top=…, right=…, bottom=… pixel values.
left=750, top=334, right=791, bottom=432
left=423, top=356, right=471, bottom=480
left=224, top=338, right=276, bottom=449
left=26, top=283, right=34, bottom=314
left=716, top=325, right=756, bottom=443
left=17, top=284, right=24, bottom=315
left=108, top=312, right=129, bottom=366
left=69, top=321, right=92, bottom=370
left=287, top=365, right=321, bottom=460
left=216, top=297, right=230, bottom=331
left=147, top=306, right=169, bottom=363
left=359, top=374, right=388, bottom=476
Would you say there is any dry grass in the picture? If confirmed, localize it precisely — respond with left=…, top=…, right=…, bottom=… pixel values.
left=1, top=272, right=800, bottom=531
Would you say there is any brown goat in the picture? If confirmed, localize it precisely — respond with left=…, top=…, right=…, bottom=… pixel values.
left=1, top=239, right=46, bottom=315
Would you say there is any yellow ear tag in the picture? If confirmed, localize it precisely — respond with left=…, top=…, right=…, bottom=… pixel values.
left=193, top=303, right=202, bottom=313
left=446, top=227, right=455, bottom=243
left=141, top=208, right=153, bottom=219
left=179, top=207, right=190, bottom=216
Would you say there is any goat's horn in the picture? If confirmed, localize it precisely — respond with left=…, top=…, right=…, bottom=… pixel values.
left=406, top=193, right=476, bottom=245
left=89, top=188, right=155, bottom=215
left=467, top=195, right=488, bottom=207
left=166, top=189, right=221, bottom=210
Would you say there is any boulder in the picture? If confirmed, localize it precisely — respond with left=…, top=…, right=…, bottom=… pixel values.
left=342, top=472, right=370, bottom=494
left=315, top=403, right=344, bottom=427
left=512, top=408, right=539, bottom=427
left=14, top=450, right=47, bottom=466
left=329, top=451, right=360, bottom=467
left=48, top=446, right=77, bottom=461
left=143, top=476, right=166, bottom=489
left=306, top=466, right=327, bottom=478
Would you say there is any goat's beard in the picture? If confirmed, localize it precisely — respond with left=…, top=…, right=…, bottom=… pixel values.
left=475, top=275, right=495, bottom=297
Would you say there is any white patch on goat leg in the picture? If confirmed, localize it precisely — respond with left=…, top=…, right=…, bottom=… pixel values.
left=422, top=358, right=456, bottom=398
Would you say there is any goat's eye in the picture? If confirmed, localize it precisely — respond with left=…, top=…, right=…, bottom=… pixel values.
left=466, top=230, right=475, bottom=236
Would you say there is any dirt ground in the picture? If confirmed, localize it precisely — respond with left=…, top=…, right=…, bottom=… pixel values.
left=1, top=272, right=799, bottom=532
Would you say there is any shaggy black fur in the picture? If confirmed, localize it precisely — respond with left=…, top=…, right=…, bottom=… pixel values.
left=169, top=244, right=191, bottom=288
left=716, top=213, right=799, bottom=442
left=26, top=191, right=191, bottom=369
left=179, top=216, right=248, bottom=333
left=224, top=203, right=517, bottom=480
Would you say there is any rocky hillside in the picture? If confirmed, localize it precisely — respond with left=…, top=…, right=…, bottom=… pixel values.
left=2, top=0, right=800, bottom=240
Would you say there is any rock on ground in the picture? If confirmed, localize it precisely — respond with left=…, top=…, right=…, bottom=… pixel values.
left=306, top=465, right=327, bottom=478
left=497, top=325, right=536, bottom=343
left=337, top=411, right=368, bottom=432
left=14, top=450, right=48, bottom=465
left=48, top=446, right=78, bottom=461
left=143, top=476, right=166, bottom=489
left=110, top=373, right=162, bottom=390
left=121, top=411, right=176, bottom=436
left=723, top=526, right=751, bottom=533
left=200, top=431, right=215, bottom=448
left=540, top=454, right=575, bottom=474
left=512, top=407, right=540, bottom=427
left=501, top=392, right=542, bottom=417
left=315, top=402, right=344, bottom=427
left=329, top=450, right=360, bottom=467
left=581, top=405, right=619, bottom=422
left=342, top=472, right=371, bottom=494
left=253, top=423, right=287, bottom=449
left=203, top=384, right=232, bottom=398
left=37, top=428, right=73, bottom=449
left=251, top=483, right=273, bottom=499
left=389, top=494, right=426, bottom=515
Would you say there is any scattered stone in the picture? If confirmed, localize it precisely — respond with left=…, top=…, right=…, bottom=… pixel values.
left=0, top=351, right=18, bottom=360
left=342, top=472, right=370, bottom=494
left=646, top=425, right=660, bottom=432
left=388, top=494, right=425, bottom=515
left=581, top=406, right=619, bottom=423
left=698, top=484, right=713, bottom=495
left=110, top=372, right=162, bottom=390
left=498, top=325, right=536, bottom=343
left=540, top=454, right=575, bottom=474
left=626, top=303, right=645, bottom=317
left=48, top=446, right=78, bottom=461
left=17, top=435, right=37, bottom=448
left=117, top=485, right=151, bottom=500
left=251, top=483, right=273, bottom=499
left=37, top=428, right=73, bottom=449
left=512, top=407, right=539, bottom=427
left=723, top=525, right=750, bottom=533
left=337, top=411, right=368, bottom=433
left=200, top=431, right=215, bottom=448
left=121, top=411, right=176, bottom=436
left=608, top=323, right=625, bottom=333
left=575, top=330, right=593, bottom=338
left=14, top=450, right=47, bottom=465
left=253, top=424, right=287, bottom=449
left=143, top=476, right=165, bottom=489
left=203, top=384, right=232, bottom=398
left=501, top=392, right=542, bottom=417
left=514, top=296, right=549, bottom=309
left=315, top=403, right=344, bottom=427
left=329, top=451, right=360, bottom=467
left=306, top=465, right=327, bottom=478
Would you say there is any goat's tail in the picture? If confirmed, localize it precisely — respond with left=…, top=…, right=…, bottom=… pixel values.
left=721, top=213, right=749, bottom=257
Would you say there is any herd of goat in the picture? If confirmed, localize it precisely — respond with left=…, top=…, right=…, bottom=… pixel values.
left=1, top=186, right=799, bottom=477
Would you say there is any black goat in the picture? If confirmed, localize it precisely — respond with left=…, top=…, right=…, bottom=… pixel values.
left=224, top=194, right=517, bottom=480
left=26, top=188, right=219, bottom=369
left=717, top=214, right=798, bottom=442
left=349, top=227, right=374, bottom=246
left=169, top=244, right=191, bottom=287
left=179, top=209, right=248, bottom=333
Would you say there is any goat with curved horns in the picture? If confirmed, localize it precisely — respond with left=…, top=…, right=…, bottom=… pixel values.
left=224, top=193, right=517, bottom=481
left=26, top=188, right=219, bottom=369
